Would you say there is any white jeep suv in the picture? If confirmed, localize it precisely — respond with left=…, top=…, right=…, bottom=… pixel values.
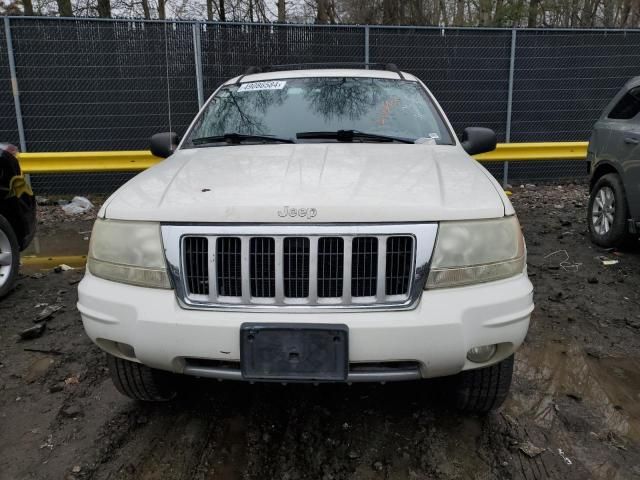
left=78, top=66, right=533, bottom=412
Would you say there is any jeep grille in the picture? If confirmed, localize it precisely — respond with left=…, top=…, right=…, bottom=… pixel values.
left=163, top=224, right=437, bottom=312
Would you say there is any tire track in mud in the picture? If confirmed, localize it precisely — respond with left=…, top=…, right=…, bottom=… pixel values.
left=86, top=382, right=253, bottom=480
left=81, top=379, right=595, bottom=480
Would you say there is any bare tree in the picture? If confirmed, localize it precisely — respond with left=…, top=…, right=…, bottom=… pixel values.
left=603, top=0, right=615, bottom=25
left=219, top=0, right=226, bottom=20
left=7, top=0, right=640, bottom=28
left=454, top=0, right=465, bottom=24
left=316, top=0, right=337, bottom=23
left=277, top=0, right=285, bottom=21
left=527, top=0, right=539, bottom=27
left=23, top=0, right=34, bottom=14
left=97, top=0, right=111, bottom=16
left=56, top=0, right=72, bottom=16
left=141, top=0, right=150, bottom=18
left=0, top=0, right=23, bottom=13
left=632, top=0, right=640, bottom=26
left=382, top=0, right=398, bottom=24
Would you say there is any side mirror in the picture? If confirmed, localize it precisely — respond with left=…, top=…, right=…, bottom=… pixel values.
left=461, top=127, right=497, bottom=156
left=150, top=132, right=179, bottom=158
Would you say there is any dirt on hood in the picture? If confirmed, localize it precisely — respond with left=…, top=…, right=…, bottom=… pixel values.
left=1, top=182, right=640, bottom=480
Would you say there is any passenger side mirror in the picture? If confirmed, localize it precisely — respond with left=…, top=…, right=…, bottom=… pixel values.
left=461, top=127, right=497, bottom=156
left=150, top=132, right=179, bottom=158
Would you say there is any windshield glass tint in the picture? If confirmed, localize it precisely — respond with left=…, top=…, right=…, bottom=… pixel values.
left=184, top=77, right=453, bottom=146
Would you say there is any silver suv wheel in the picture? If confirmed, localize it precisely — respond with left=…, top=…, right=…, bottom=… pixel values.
left=587, top=173, right=630, bottom=248
left=0, top=214, right=20, bottom=298
left=591, top=185, right=615, bottom=235
left=0, top=228, right=14, bottom=289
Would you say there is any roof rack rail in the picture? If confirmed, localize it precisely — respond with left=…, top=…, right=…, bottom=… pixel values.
left=237, top=62, right=405, bottom=82
left=235, top=66, right=265, bottom=85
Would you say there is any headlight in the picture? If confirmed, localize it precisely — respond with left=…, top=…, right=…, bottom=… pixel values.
left=426, top=216, right=525, bottom=289
left=87, top=219, right=171, bottom=289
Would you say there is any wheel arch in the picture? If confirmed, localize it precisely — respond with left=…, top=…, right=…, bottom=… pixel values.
left=589, top=161, right=622, bottom=192
left=0, top=206, right=22, bottom=244
left=0, top=200, right=32, bottom=251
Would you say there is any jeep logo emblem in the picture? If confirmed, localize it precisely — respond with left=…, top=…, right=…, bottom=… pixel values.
left=277, top=206, right=317, bottom=219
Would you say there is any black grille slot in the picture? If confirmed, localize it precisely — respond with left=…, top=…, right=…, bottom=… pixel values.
left=250, top=237, right=275, bottom=297
left=385, top=236, right=413, bottom=296
left=351, top=237, right=378, bottom=297
left=216, top=237, right=242, bottom=297
left=317, top=237, right=344, bottom=298
left=184, top=237, right=209, bottom=295
left=283, top=237, right=310, bottom=298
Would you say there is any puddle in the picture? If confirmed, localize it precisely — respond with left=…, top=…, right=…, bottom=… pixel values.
left=23, top=230, right=90, bottom=258
left=507, top=342, right=640, bottom=443
left=21, top=230, right=89, bottom=271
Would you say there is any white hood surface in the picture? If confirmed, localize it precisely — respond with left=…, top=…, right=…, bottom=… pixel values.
left=103, top=144, right=508, bottom=223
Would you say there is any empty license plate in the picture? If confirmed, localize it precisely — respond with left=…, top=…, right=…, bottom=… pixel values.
left=240, top=323, right=348, bottom=381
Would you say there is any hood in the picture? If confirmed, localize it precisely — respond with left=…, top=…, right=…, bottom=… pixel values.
left=103, top=144, right=507, bottom=223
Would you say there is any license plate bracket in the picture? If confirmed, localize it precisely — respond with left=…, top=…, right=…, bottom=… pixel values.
left=240, top=323, right=348, bottom=381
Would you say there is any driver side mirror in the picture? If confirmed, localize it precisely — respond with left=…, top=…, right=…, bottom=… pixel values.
left=461, top=127, right=497, bottom=156
left=150, top=132, right=179, bottom=158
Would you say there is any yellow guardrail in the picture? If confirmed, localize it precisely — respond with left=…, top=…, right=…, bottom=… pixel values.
left=18, top=150, right=160, bottom=174
left=474, top=141, right=588, bottom=162
left=17, top=142, right=589, bottom=174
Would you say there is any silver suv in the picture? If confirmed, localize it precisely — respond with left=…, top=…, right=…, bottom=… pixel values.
left=587, top=76, right=640, bottom=247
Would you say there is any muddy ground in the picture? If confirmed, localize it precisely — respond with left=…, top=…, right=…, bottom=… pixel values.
left=1, top=183, right=640, bottom=480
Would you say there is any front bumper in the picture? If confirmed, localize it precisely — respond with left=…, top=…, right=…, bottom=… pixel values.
left=78, top=270, right=533, bottom=381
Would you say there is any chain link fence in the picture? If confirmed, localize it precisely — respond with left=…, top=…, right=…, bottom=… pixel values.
left=2, top=17, right=640, bottom=195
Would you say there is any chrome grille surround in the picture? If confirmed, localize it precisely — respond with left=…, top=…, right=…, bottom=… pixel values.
left=162, top=224, right=438, bottom=312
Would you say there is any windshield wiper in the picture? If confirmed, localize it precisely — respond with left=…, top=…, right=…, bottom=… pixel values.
left=192, top=133, right=295, bottom=145
left=296, top=130, right=415, bottom=144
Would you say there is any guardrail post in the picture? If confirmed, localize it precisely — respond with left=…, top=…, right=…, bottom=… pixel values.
left=504, top=28, right=517, bottom=188
left=192, top=22, right=205, bottom=108
left=4, top=17, right=27, bottom=153
left=364, top=25, right=370, bottom=67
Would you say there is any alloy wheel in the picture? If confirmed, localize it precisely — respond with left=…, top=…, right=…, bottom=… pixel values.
left=591, top=186, right=616, bottom=235
left=0, top=228, right=13, bottom=289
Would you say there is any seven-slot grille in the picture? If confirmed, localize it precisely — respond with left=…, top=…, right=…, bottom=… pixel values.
left=182, top=235, right=414, bottom=306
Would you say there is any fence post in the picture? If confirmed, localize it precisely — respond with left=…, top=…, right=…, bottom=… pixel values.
left=504, top=28, right=517, bottom=188
left=364, top=25, right=370, bottom=67
left=192, top=22, right=205, bottom=108
left=4, top=17, right=27, bottom=153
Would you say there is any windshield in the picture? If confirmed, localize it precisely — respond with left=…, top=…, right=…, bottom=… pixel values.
left=183, top=77, right=454, bottom=147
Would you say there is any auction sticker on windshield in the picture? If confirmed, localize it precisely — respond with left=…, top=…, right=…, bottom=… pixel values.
left=237, top=80, right=286, bottom=92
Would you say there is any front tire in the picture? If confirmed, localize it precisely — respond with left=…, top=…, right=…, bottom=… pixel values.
left=107, top=354, right=177, bottom=402
left=448, top=355, right=514, bottom=413
left=588, top=173, right=629, bottom=247
left=0, top=214, right=20, bottom=299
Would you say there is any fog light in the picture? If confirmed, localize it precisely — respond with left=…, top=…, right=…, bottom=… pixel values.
left=467, top=344, right=497, bottom=363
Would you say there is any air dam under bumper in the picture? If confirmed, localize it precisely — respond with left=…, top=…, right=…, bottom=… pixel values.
left=78, top=270, right=533, bottom=381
